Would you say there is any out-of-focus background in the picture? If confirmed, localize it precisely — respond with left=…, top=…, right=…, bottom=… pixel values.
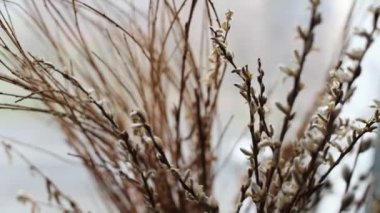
left=1, top=1, right=380, bottom=212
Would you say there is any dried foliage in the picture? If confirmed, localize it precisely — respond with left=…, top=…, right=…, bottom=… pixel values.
left=0, top=0, right=380, bottom=212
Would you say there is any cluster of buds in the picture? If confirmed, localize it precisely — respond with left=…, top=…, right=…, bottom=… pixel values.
left=209, top=10, right=236, bottom=68
left=17, top=190, right=40, bottom=213
left=329, top=67, right=354, bottom=83
left=210, top=27, right=234, bottom=66
left=130, top=110, right=164, bottom=158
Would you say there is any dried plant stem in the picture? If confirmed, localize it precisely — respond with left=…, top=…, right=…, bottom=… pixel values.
left=130, top=111, right=219, bottom=212
left=1, top=1, right=380, bottom=212
left=283, top=6, right=380, bottom=212
left=260, top=1, right=322, bottom=211
left=0, top=141, right=82, bottom=212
